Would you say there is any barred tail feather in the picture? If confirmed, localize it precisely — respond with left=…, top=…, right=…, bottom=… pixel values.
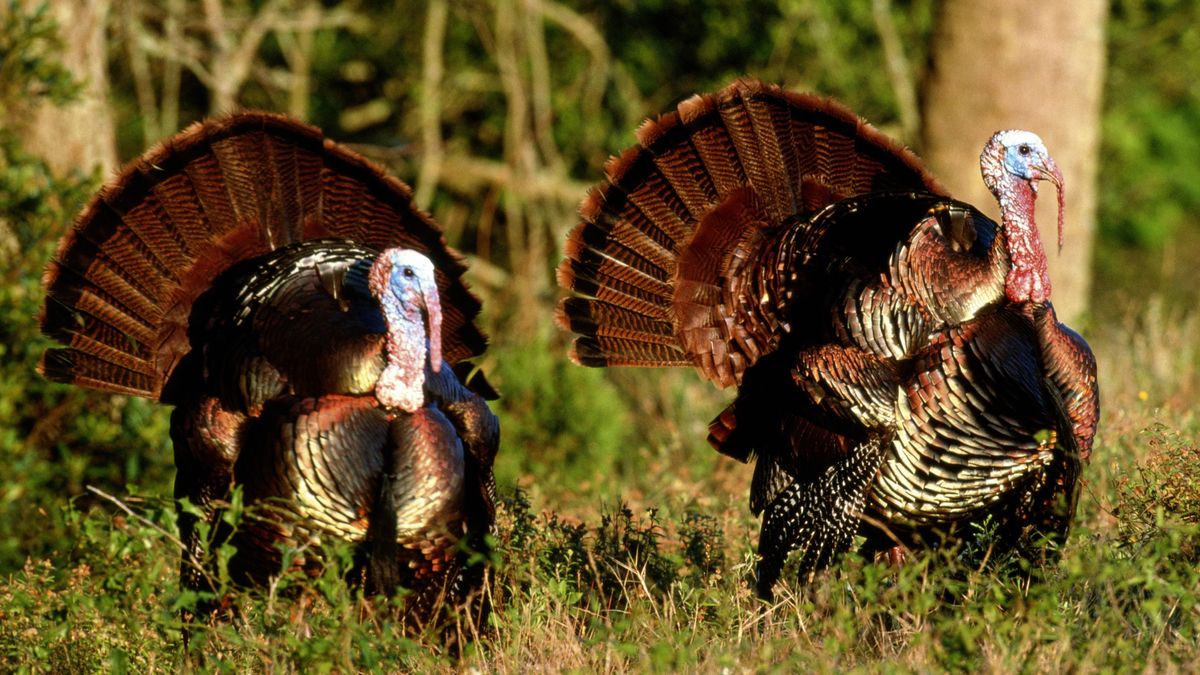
left=558, top=78, right=945, bottom=387
left=555, top=298, right=686, bottom=368
left=41, top=112, right=486, bottom=398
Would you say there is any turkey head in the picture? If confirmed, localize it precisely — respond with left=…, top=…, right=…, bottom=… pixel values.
left=370, top=249, right=444, bottom=411
left=980, top=129, right=1067, bottom=303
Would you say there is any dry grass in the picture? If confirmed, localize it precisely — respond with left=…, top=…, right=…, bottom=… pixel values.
left=3, top=300, right=1197, bottom=672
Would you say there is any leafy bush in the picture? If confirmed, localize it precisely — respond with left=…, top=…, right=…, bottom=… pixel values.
left=0, top=0, right=78, bottom=119
left=1115, top=426, right=1200, bottom=562
left=2, top=415, right=1200, bottom=671
left=0, top=5, right=174, bottom=573
left=1101, top=0, right=1200, bottom=251
left=487, top=335, right=633, bottom=490
left=495, top=490, right=725, bottom=610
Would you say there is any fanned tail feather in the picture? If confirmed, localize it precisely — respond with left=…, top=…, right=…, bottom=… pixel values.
left=41, top=112, right=486, bottom=399
left=558, top=78, right=945, bottom=387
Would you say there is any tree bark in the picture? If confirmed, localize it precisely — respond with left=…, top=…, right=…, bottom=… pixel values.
left=921, top=0, right=1107, bottom=323
left=24, top=0, right=117, bottom=178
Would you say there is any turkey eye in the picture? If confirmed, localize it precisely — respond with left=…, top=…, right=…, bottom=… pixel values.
left=403, top=267, right=414, bottom=278
left=1018, top=144, right=1031, bottom=156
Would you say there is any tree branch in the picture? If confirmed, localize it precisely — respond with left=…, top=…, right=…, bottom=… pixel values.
left=161, top=0, right=184, bottom=135
left=122, top=0, right=161, bottom=145
left=872, top=0, right=919, bottom=142
left=522, top=0, right=564, bottom=173
left=415, top=0, right=448, bottom=209
left=541, top=0, right=611, bottom=115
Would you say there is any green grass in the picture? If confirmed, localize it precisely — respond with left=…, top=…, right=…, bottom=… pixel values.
left=2, top=299, right=1199, bottom=672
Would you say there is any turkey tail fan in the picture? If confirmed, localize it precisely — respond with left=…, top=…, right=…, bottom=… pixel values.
left=558, top=78, right=948, bottom=387
left=41, top=112, right=486, bottom=399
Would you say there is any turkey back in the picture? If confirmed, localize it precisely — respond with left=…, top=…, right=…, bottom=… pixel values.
left=40, top=112, right=485, bottom=399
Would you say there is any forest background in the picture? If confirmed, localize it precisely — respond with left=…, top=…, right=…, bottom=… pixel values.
left=1, top=0, right=1198, bottom=670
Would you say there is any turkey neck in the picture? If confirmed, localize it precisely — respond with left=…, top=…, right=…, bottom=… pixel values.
left=993, top=179, right=1051, bottom=304
left=377, top=299, right=429, bottom=412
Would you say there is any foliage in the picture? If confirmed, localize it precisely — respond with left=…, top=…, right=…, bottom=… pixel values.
left=0, top=224, right=173, bottom=567
left=1100, top=0, right=1200, bottom=251
left=3, top=422, right=1200, bottom=670
left=0, top=1, right=79, bottom=119
left=0, top=6, right=173, bottom=574
left=1115, top=427, right=1200, bottom=561
left=487, top=334, right=634, bottom=491
left=496, top=490, right=719, bottom=612
left=1093, top=0, right=1200, bottom=313
left=582, top=0, right=936, bottom=132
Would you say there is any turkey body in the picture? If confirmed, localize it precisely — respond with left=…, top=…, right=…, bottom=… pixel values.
left=169, top=240, right=497, bottom=615
left=40, top=114, right=498, bottom=626
left=558, top=79, right=1099, bottom=597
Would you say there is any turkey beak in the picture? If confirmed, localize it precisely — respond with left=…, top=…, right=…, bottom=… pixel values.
left=419, top=273, right=443, bottom=373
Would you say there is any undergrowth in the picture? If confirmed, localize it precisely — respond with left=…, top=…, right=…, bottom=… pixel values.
left=2, top=422, right=1199, bottom=671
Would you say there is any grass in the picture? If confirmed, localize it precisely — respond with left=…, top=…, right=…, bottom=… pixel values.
left=1, top=296, right=1199, bottom=672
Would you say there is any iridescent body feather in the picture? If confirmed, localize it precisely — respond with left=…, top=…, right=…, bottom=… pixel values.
left=558, top=79, right=1098, bottom=597
left=40, top=113, right=499, bottom=628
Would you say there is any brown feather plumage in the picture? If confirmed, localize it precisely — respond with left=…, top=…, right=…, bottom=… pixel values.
left=560, top=79, right=946, bottom=387
left=41, top=112, right=484, bottom=399
left=558, top=78, right=1099, bottom=598
left=41, top=112, right=499, bottom=634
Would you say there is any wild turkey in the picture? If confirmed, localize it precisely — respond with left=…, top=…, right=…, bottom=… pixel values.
left=39, top=112, right=499, bottom=627
left=557, top=79, right=1099, bottom=598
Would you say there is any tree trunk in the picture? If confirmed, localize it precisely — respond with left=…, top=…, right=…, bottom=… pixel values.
left=23, top=0, right=117, bottom=178
left=921, top=0, right=1107, bottom=323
